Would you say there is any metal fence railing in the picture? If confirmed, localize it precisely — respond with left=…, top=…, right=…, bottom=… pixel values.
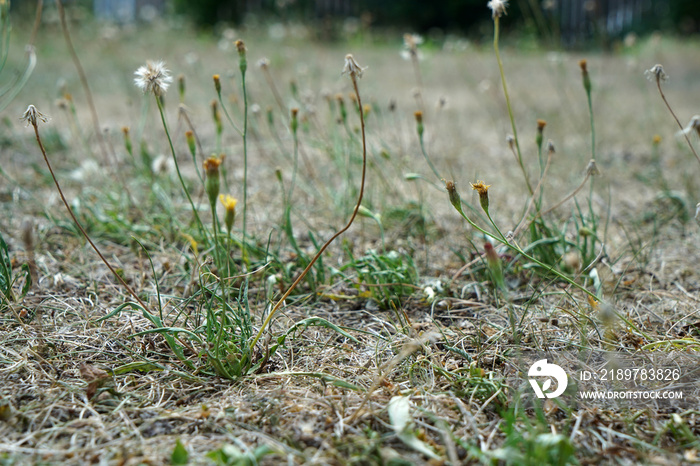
left=550, top=0, right=669, bottom=45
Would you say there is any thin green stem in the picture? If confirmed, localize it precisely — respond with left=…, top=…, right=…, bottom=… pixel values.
left=216, top=90, right=243, bottom=137
left=655, top=78, right=700, bottom=166
left=248, top=73, right=368, bottom=354
left=288, top=124, right=299, bottom=203
left=586, top=90, right=596, bottom=161
left=240, top=69, right=250, bottom=265
left=155, top=96, right=207, bottom=240
left=210, top=201, right=222, bottom=271
left=485, top=210, right=508, bottom=243
left=454, top=201, right=593, bottom=300
left=418, top=132, right=441, bottom=182
left=493, top=17, right=533, bottom=195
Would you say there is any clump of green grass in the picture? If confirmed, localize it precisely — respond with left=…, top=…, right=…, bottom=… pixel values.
left=0, top=231, right=31, bottom=312
left=23, top=38, right=374, bottom=379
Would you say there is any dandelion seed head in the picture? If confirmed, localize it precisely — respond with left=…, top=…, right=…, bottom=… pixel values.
left=403, top=33, right=423, bottom=50
left=134, top=60, right=173, bottom=97
left=20, top=105, right=49, bottom=127
left=342, top=54, right=366, bottom=79
left=402, top=33, right=423, bottom=60
left=644, top=64, right=668, bottom=83
left=151, top=154, right=174, bottom=176
left=677, top=115, right=700, bottom=138
left=487, top=0, right=508, bottom=18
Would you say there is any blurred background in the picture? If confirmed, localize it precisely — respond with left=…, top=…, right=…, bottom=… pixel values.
left=10, top=0, right=700, bottom=47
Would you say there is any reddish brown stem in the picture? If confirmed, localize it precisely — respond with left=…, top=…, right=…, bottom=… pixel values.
left=32, top=123, right=149, bottom=311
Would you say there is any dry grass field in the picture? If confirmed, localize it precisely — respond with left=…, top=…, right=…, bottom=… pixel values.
left=1, top=4, right=700, bottom=464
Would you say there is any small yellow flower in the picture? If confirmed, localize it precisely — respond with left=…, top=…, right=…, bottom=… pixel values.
left=219, top=194, right=237, bottom=211
left=219, top=194, right=238, bottom=233
left=470, top=180, right=491, bottom=196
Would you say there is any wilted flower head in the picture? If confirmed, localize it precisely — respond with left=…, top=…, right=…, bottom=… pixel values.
left=203, top=155, right=224, bottom=207
left=644, top=64, right=668, bottom=83
left=342, top=54, right=366, bottom=79
left=487, top=0, right=508, bottom=18
left=403, top=33, right=423, bottom=50
left=235, top=39, right=246, bottom=55
left=203, top=155, right=223, bottom=177
left=444, top=179, right=463, bottom=214
left=257, top=58, right=270, bottom=69
left=401, top=33, right=423, bottom=60
left=20, top=105, right=49, bottom=127
left=134, top=60, right=173, bottom=96
left=151, top=154, right=174, bottom=176
left=579, top=59, right=592, bottom=93
left=585, top=159, right=600, bottom=176
left=678, top=115, right=700, bottom=138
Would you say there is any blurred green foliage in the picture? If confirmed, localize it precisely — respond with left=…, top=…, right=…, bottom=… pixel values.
left=168, top=0, right=700, bottom=38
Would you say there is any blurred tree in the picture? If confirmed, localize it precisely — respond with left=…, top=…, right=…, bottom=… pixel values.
left=171, top=0, right=699, bottom=39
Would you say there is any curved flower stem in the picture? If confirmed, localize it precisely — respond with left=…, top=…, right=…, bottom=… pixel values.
left=248, top=72, right=368, bottom=355
left=240, top=65, right=250, bottom=265
left=155, top=96, right=207, bottom=240
left=216, top=90, right=243, bottom=137
left=452, top=198, right=650, bottom=338
left=56, top=0, right=109, bottom=163
left=655, top=78, right=700, bottom=166
left=30, top=122, right=149, bottom=312
left=453, top=198, right=594, bottom=300
left=493, top=16, right=533, bottom=195
left=210, top=200, right=222, bottom=272
left=417, top=130, right=441, bottom=182
left=512, top=147, right=554, bottom=238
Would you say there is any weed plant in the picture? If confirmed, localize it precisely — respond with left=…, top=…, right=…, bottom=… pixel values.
left=3, top=0, right=700, bottom=463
